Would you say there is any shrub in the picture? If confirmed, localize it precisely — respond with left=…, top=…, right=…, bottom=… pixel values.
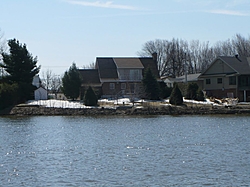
left=169, top=83, right=183, bottom=105
left=84, top=86, right=98, bottom=106
left=185, top=83, right=199, bottom=100
left=196, top=88, right=205, bottom=101
left=159, top=81, right=172, bottom=99
left=0, top=83, right=19, bottom=110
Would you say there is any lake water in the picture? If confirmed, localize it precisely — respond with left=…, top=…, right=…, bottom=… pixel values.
left=0, top=115, right=249, bottom=186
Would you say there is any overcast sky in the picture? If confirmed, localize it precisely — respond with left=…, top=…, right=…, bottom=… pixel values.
left=1, top=0, right=250, bottom=75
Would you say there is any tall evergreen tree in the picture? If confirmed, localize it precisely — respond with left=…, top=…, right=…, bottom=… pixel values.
left=0, top=39, right=40, bottom=102
left=0, top=39, right=40, bottom=84
left=142, top=68, right=160, bottom=100
left=62, top=63, right=81, bottom=100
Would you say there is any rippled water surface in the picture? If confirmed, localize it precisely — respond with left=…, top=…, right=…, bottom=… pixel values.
left=0, top=115, right=249, bottom=186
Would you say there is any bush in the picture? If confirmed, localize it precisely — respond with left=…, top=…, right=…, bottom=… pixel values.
left=169, top=83, right=183, bottom=105
left=196, top=88, right=205, bottom=101
left=0, top=83, right=19, bottom=110
left=159, top=81, right=172, bottom=99
left=185, top=83, right=199, bottom=100
left=84, top=86, right=98, bottom=106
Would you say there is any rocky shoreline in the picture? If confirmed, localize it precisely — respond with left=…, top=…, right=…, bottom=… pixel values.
left=2, top=104, right=250, bottom=116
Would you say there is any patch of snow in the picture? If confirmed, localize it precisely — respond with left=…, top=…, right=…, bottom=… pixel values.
left=183, top=98, right=214, bottom=105
left=27, top=100, right=90, bottom=108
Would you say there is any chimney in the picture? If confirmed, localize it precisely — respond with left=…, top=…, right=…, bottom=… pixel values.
left=235, top=54, right=242, bottom=62
left=152, top=52, right=157, bottom=62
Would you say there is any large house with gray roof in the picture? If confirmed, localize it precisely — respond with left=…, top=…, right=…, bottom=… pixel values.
left=79, top=56, right=159, bottom=98
left=199, top=55, right=250, bottom=101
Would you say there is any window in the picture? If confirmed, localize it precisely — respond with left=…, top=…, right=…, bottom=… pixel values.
left=217, top=78, right=222, bottom=84
left=119, top=69, right=142, bottom=80
left=110, top=83, right=115, bottom=90
left=129, top=83, right=135, bottom=93
left=229, top=77, right=236, bottom=85
left=206, top=79, right=211, bottom=84
left=121, top=83, right=126, bottom=90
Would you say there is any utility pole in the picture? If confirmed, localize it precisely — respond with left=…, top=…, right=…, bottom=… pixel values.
left=184, top=53, right=187, bottom=83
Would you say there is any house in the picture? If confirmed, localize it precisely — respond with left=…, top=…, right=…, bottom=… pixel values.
left=34, top=87, right=48, bottom=100
left=79, top=56, right=159, bottom=98
left=199, top=55, right=250, bottom=102
left=32, top=75, right=48, bottom=100
left=163, top=73, right=201, bottom=88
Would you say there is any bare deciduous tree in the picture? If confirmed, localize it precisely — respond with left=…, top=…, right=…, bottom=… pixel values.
left=82, top=62, right=95, bottom=69
left=41, top=69, right=62, bottom=98
left=138, top=34, right=250, bottom=78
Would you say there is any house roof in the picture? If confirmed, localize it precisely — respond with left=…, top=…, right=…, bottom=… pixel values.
left=96, top=58, right=118, bottom=79
left=79, top=69, right=101, bottom=84
left=176, top=73, right=201, bottom=82
left=201, top=56, right=250, bottom=76
left=219, top=56, right=250, bottom=75
left=164, top=73, right=201, bottom=83
left=113, top=58, right=144, bottom=68
left=95, top=57, right=159, bottom=79
left=140, top=57, right=159, bottom=78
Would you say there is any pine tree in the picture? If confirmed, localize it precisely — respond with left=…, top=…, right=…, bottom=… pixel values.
left=62, top=63, right=81, bottom=100
left=84, top=86, right=98, bottom=106
left=142, top=68, right=160, bottom=100
left=1, top=39, right=40, bottom=84
left=169, top=83, right=183, bottom=105
left=0, top=39, right=40, bottom=102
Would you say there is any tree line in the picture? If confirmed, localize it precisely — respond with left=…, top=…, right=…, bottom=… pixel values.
left=138, top=34, right=250, bottom=77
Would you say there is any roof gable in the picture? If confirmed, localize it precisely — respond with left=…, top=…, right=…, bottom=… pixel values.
left=220, top=56, right=250, bottom=75
left=200, top=56, right=250, bottom=77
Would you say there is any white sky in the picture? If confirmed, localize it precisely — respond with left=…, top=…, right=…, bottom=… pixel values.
left=1, top=0, right=250, bottom=76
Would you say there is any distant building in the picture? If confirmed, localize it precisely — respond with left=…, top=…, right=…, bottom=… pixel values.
left=79, top=55, right=160, bottom=98
left=199, top=55, right=250, bottom=101
left=32, top=75, right=48, bottom=100
left=163, top=73, right=201, bottom=87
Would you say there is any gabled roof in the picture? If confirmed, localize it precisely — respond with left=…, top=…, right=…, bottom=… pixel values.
left=200, top=56, right=250, bottom=76
left=79, top=69, right=101, bottom=84
left=219, top=56, right=250, bottom=75
left=113, top=58, right=144, bottom=68
left=96, top=58, right=118, bottom=79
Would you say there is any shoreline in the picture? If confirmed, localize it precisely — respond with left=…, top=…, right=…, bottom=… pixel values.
left=2, top=104, right=250, bottom=116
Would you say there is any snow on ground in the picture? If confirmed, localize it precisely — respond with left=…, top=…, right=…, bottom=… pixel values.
left=27, top=99, right=89, bottom=108
left=27, top=97, right=244, bottom=109
left=183, top=98, right=215, bottom=105
left=98, top=98, right=131, bottom=105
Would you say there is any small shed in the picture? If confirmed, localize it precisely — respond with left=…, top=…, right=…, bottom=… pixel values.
left=34, top=87, right=48, bottom=100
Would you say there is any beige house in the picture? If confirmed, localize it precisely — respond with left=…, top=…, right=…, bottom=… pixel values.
left=199, top=55, right=250, bottom=102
